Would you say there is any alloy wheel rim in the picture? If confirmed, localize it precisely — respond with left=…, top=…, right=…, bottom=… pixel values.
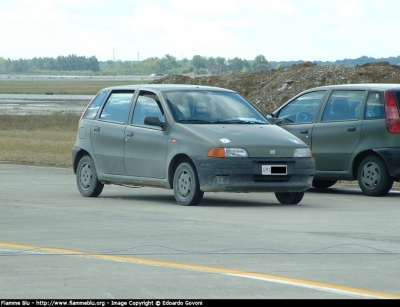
left=80, top=162, right=93, bottom=190
left=361, top=161, right=381, bottom=190
left=177, top=169, right=192, bottom=198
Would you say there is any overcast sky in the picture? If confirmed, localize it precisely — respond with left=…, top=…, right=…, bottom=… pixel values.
left=1, top=0, right=399, bottom=63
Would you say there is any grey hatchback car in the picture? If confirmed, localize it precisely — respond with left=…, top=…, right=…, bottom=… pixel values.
left=269, top=83, right=400, bottom=196
left=72, top=84, right=315, bottom=206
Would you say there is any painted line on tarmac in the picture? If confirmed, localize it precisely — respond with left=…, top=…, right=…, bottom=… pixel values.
left=1, top=242, right=399, bottom=299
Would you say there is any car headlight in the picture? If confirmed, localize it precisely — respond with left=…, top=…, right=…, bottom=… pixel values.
left=208, top=147, right=249, bottom=158
left=294, top=148, right=312, bottom=157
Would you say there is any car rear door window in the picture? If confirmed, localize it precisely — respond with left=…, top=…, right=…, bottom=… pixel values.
left=99, top=91, right=134, bottom=123
left=322, top=90, right=366, bottom=121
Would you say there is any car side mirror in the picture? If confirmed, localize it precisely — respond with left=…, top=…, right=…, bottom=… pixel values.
left=268, top=117, right=279, bottom=124
left=144, top=116, right=166, bottom=129
left=265, top=113, right=279, bottom=125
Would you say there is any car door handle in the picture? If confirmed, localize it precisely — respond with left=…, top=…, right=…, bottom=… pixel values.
left=347, top=126, right=356, bottom=132
left=93, top=126, right=100, bottom=132
left=300, top=129, right=309, bottom=134
left=126, top=131, right=134, bottom=138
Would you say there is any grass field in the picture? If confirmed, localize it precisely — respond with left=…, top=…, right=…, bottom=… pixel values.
left=0, top=114, right=80, bottom=168
left=0, top=79, right=122, bottom=168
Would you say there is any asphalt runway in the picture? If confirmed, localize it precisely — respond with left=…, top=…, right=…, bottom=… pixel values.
left=1, top=164, right=400, bottom=299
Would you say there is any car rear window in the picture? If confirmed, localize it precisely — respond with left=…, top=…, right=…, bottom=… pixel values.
left=365, top=91, right=384, bottom=119
left=395, top=91, right=400, bottom=108
left=83, top=90, right=108, bottom=119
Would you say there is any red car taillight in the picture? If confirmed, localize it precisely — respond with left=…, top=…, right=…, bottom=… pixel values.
left=384, top=91, right=400, bottom=134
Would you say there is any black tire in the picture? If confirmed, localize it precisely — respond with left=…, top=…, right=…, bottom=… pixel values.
left=312, top=179, right=338, bottom=189
left=173, top=162, right=204, bottom=206
left=76, top=155, right=104, bottom=197
left=275, top=191, right=304, bottom=204
left=357, top=155, right=393, bottom=196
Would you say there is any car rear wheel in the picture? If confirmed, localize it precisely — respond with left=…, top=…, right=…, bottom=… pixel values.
left=275, top=191, right=304, bottom=204
left=173, top=161, right=204, bottom=206
left=76, top=155, right=104, bottom=197
left=357, top=155, right=393, bottom=196
left=312, top=179, right=338, bottom=189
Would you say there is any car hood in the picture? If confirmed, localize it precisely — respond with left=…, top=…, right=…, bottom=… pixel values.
left=184, top=124, right=308, bottom=157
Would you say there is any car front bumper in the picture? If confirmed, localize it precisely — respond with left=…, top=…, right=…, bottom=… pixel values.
left=192, top=156, right=315, bottom=193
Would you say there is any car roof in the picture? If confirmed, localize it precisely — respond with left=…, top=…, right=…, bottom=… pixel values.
left=102, top=84, right=235, bottom=92
left=306, top=83, right=400, bottom=91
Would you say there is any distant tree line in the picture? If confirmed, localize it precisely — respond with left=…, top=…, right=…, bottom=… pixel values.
left=311, top=55, right=400, bottom=67
left=1, top=53, right=399, bottom=76
left=0, top=55, right=100, bottom=74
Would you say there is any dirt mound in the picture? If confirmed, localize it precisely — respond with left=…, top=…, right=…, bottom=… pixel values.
left=152, top=61, right=400, bottom=113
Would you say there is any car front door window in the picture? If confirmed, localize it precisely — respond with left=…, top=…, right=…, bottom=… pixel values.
left=132, top=93, right=165, bottom=128
left=278, top=91, right=326, bottom=124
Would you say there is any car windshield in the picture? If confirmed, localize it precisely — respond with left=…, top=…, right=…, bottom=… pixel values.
left=163, top=90, right=269, bottom=124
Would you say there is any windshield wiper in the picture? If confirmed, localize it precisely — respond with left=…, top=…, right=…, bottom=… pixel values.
left=178, top=119, right=213, bottom=124
left=213, top=119, right=266, bottom=124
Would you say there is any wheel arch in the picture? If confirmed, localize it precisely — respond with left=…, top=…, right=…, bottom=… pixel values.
left=73, top=149, right=91, bottom=174
left=168, top=154, right=193, bottom=189
left=352, top=149, right=389, bottom=180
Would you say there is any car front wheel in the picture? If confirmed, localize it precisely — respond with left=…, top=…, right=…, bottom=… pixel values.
left=76, top=155, right=104, bottom=197
left=275, top=191, right=304, bottom=204
left=357, top=155, right=393, bottom=196
left=173, top=161, right=204, bottom=206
